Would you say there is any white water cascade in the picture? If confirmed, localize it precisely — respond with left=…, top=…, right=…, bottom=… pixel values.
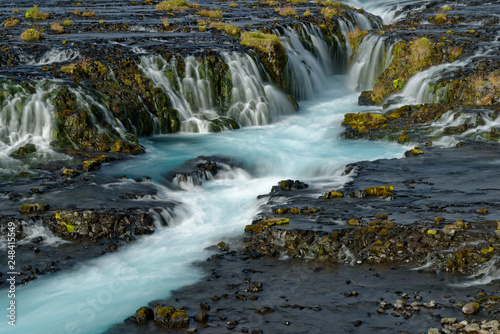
left=0, top=81, right=66, bottom=173
left=278, top=23, right=340, bottom=100
left=347, top=34, right=393, bottom=92
left=139, top=54, right=295, bottom=132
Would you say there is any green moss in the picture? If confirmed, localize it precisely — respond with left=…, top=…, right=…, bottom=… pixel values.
left=240, top=31, right=282, bottom=54
left=225, top=24, right=240, bottom=38
left=156, top=0, right=192, bottom=10
left=171, top=310, right=188, bottom=319
left=26, top=5, right=50, bottom=20
left=155, top=306, right=175, bottom=318
left=258, top=217, right=290, bottom=228
left=347, top=28, right=368, bottom=57
left=245, top=225, right=263, bottom=233
left=3, top=17, right=20, bottom=27
left=21, top=29, right=44, bottom=41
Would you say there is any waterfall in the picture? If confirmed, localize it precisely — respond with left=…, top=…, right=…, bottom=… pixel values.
left=224, top=53, right=295, bottom=126
left=277, top=23, right=340, bottom=100
left=69, top=86, right=130, bottom=138
left=347, top=34, right=393, bottom=92
left=139, top=54, right=296, bottom=132
left=19, top=48, right=81, bottom=66
left=0, top=81, right=64, bottom=172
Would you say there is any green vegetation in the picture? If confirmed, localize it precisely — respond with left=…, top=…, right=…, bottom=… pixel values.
left=240, top=31, right=282, bottom=53
left=26, top=5, right=50, bottom=20
left=51, top=22, right=64, bottom=33
left=347, top=27, right=368, bottom=57
left=161, top=17, right=170, bottom=27
left=3, top=17, right=20, bottom=27
left=156, top=0, right=192, bottom=11
left=82, top=10, right=97, bottom=17
left=434, top=11, right=447, bottom=24
left=199, top=25, right=206, bottom=32
left=229, top=2, right=238, bottom=8
left=304, top=9, right=311, bottom=17
left=277, top=6, right=297, bottom=17
left=20, top=28, right=43, bottom=41
left=225, top=24, right=240, bottom=38
left=320, top=7, right=337, bottom=20
left=197, top=9, right=223, bottom=18
left=62, top=20, right=73, bottom=26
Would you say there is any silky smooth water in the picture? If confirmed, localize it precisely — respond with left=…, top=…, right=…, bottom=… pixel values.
left=0, top=76, right=407, bottom=333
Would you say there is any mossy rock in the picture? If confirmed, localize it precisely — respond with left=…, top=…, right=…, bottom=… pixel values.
left=19, top=203, right=50, bottom=214
left=324, top=191, right=343, bottom=199
left=364, top=185, right=394, bottom=198
left=245, top=225, right=263, bottom=234
left=240, top=31, right=288, bottom=88
left=258, top=217, right=290, bottom=228
left=154, top=305, right=175, bottom=324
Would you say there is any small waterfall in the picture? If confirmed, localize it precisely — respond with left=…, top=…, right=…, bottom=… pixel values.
left=224, top=53, right=295, bottom=126
left=394, top=60, right=469, bottom=105
left=69, top=86, right=131, bottom=138
left=347, top=34, right=393, bottom=92
left=20, top=48, right=81, bottom=66
left=140, top=54, right=296, bottom=132
left=139, top=55, right=221, bottom=133
left=277, top=24, right=335, bottom=100
left=0, top=81, right=64, bottom=172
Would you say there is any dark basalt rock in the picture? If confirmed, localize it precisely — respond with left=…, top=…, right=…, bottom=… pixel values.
left=165, top=155, right=244, bottom=185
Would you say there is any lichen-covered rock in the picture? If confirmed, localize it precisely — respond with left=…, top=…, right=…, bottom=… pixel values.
left=462, top=301, right=480, bottom=315
left=49, top=210, right=155, bottom=241
left=240, top=31, right=288, bottom=88
left=127, top=306, right=154, bottom=324
left=19, top=203, right=50, bottom=214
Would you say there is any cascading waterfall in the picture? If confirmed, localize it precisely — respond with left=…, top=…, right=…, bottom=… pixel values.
left=347, top=34, right=393, bottom=92
left=0, top=81, right=65, bottom=172
left=139, top=53, right=296, bottom=132
left=392, top=32, right=500, bottom=106
left=138, top=55, right=220, bottom=133
left=277, top=23, right=340, bottom=100
left=19, top=48, right=81, bottom=66
left=69, top=86, right=130, bottom=138
left=224, top=53, right=295, bottom=126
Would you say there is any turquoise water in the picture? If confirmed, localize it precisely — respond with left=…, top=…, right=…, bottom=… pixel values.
left=0, top=76, right=407, bottom=333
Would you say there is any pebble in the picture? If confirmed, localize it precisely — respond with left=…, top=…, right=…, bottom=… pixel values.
left=354, top=320, right=362, bottom=327
left=393, top=300, right=405, bottom=309
left=200, top=302, right=210, bottom=310
left=256, top=306, right=274, bottom=315
left=194, top=312, right=208, bottom=322
left=462, top=301, right=480, bottom=315
left=464, top=323, right=480, bottom=332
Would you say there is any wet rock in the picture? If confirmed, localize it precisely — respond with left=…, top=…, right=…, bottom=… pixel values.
left=217, top=242, right=229, bottom=251
left=170, top=310, right=190, bottom=328
left=165, top=156, right=243, bottom=185
left=128, top=306, right=154, bottom=324
left=462, top=301, right=480, bottom=314
left=273, top=179, right=308, bottom=192
left=19, top=203, right=50, bottom=214
left=464, top=323, right=480, bottom=332
left=194, top=312, right=208, bottom=323
left=248, top=281, right=263, bottom=292
left=256, top=306, right=275, bottom=315
left=154, top=305, right=175, bottom=324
